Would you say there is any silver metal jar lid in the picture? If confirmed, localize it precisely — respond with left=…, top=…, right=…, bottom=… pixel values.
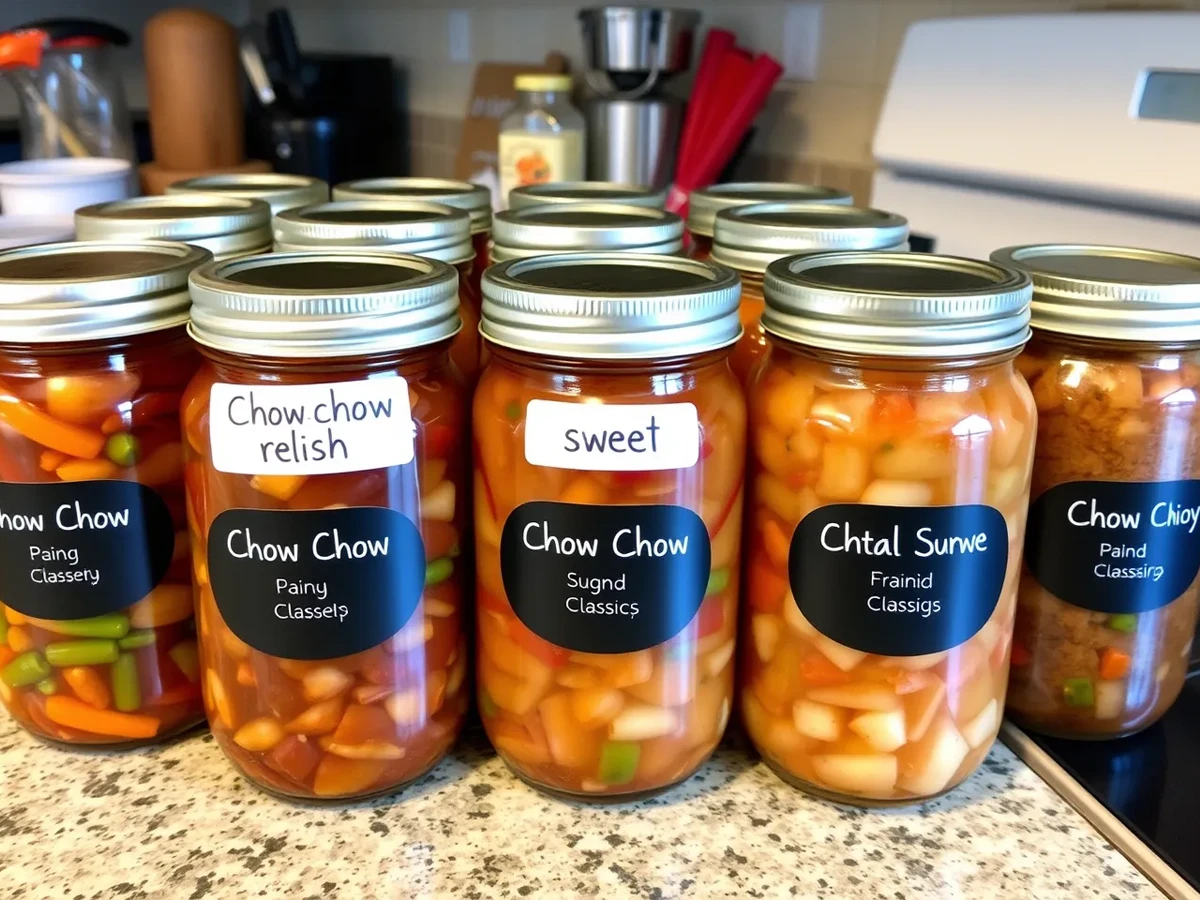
left=0, top=240, right=211, bottom=344
left=712, top=203, right=909, bottom=274
left=188, top=250, right=461, bottom=359
left=687, top=182, right=854, bottom=237
left=332, top=177, right=492, bottom=235
left=990, top=244, right=1200, bottom=342
left=75, top=195, right=272, bottom=260
left=508, top=181, right=668, bottom=210
left=481, top=252, right=741, bottom=359
left=166, top=173, right=329, bottom=216
left=763, top=251, right=1032, bottom=358
left=273, top=200, right=474, bottom=264
left=491, top=203, right=684, bottom=262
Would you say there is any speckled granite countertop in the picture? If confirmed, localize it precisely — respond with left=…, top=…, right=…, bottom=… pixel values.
left=0, top=717, right=1160, bottom=900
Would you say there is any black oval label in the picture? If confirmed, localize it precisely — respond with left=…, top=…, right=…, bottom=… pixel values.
left=1024, top=480, right=1200, bottom=614
left=500, top=500, right=711, bottom=654
left=0, top=480, right=175, bottom=619
left=789, top=503, right=1008, bottom=657
left=208, top=506, right=426, bottom=660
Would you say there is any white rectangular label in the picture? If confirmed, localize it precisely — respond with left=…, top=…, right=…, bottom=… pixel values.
left=209, top=379, right=415, bottom=476
left=523, top=399, right=700, bottom=471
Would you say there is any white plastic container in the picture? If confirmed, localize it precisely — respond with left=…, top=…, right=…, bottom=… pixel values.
left=0, top=158, right=132, bottom=216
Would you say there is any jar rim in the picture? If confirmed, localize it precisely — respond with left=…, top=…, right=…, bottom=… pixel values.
left=763, top=251, right=1032, bottom=358
left=166, top=173, right=329, bottom=216
left=187, top=250, right=461, bottom=359
left=75, top=195, right=273, bottom=261
left=687, top=182, right=853, bottom=237
left=332, top=177, right=492, bottom=233
left=508, top=181, right=667, bottom=210
left=481, top=251, right=741, bottom=359
left=491, top=202, right=684, bottom=262
left=273, top=200, right=474, bottom=264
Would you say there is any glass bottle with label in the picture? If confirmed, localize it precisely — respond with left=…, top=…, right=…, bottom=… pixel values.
left=992, top=245, right=1200, bottom=738
left=0, top=240, right=212, bottom=746
left=475, top=252, right=745, bottom=800
left=686, top=182, right=853, bottom=261
left=183, top=251, right=468, bottom=800
left=498, top=74, right=585, bottom=209
left=75, top=194, right=273, bottom=261
left=743, top=252, right=1035, bottom=805
left=166, top=172, right=329, bottom=217
left=712, top=202, right=908, bottom=383
left=332, top=178, right=493, bottom=345
left=273, top=200, right=482, bottom=382
left=491, top=202, right=683, bottom=263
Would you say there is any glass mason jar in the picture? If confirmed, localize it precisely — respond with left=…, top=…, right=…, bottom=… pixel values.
left=475, top=252, right=745, bottom=800
left=498, top=74, right=586, bottom=207
left=166, top=172, right=329, bottom=217
left=75, top=195, right=273, bottom=261
left=333, top=178, right=492, bottom=344
left=183, top=251, right=469, bottom=800
left=992, top=244, right=1200, bottom=739
left=509, top=181, right=666, bottom=211
left=0, top=240, right=211, bottom=746
left=491, top=203, right=683, bottom=263
left=274, top=200, right=482, bottom=384
left=742, top=251, right=1035, bottom=805
left=712, top=203, right=908, bottom=383
left=686, top=182, right=852, bottom=261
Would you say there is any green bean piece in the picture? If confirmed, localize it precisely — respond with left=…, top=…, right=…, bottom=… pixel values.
left=1062, top=676, right=1095, bottom=707
left=41, top=614, right=130, bottom=640
left=425, top=556, right=454, bottom=586
left=118, top=630, right=156, bottom=650
left=598, top=741, right=641, bottom=785
left=45, top=639, right=119, bottom=668
left=1, top=652, right=51, bottom=687
left=35, top=677, right=57, bottom=695
left=111, top=653, right=141, bottom=712
left=1107, top=613, right=1137, bottom=634
left=0, top=612, right=8, bottom=646
left=705, top=567, right=730, bottom=597
left=105, top=432, right=140, bottom=467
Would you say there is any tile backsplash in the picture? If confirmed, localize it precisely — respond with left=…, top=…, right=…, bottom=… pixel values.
left=271, top=0, right=1199, bottom=201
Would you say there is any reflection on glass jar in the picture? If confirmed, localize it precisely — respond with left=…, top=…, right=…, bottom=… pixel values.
left=274, top=200, right=482, bottom=383
left=993, top=244, right=1200, bottom=739
left=711, top=202, right=908, bottom=384
left=475, top=252, right=745, bottom=800
left=742, top=251, right=1035, bottom=805
left=685, top=182, right=852, bottom=261
left=0, top=240, right=211, bottom=746
left=184, top=251, right=468, bottom=800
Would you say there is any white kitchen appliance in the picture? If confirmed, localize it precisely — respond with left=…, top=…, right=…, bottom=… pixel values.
left=872, top=12, right=1200, bottom=258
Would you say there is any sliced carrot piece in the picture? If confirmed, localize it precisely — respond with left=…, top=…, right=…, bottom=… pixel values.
left=63, top=666, right=111, bottom=709
left=56, top=458, right=121, bottom=481
left=1098, top=647, right=1131, bottom=680
left=799, top=652, right=853, bottom=687
left=44, top=694, right=160, bottom=738
left=747, top=556, right=789, bottom=614
left=762, top=519, right=791, bottom=568
left=39, top=449, right=68, bottom=472
left=0, top=387, right=105, bottom=458
left=6, top=625, right=32, bottom=653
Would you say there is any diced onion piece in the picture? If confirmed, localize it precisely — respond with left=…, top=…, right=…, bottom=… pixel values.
left=849, top=708, right=908, bottom=752
left=782, top=593, right=818, bottom=637
left=384, top=688, right=425, bottom=726
left=752, top=615, right=781, bottom=663
left=806, top=683, right=900, bottom=711
left=813, top=635, right=867, bottom=673
left=1094, top=680, right=1126, bottom=720
left=609, top=705, right=678, bottom=741
left=421, top=480, right=456, bottom=522
left=959, top=698, right=999, bottom=749
left=302, top=666, right=353, bottom=702
left=896, top=716, right=969, bottom=796
left=902, top=677, right=947, bottom=742
left=569, top=687, right=624, bottom=727
left=539, top=692, right=595, bottom=768
left=233, top=717, right=285, bottom=752
left=873, top=439, right=950, bottom=481
left=860, top=480, right=933, bottom=507
left=793, top=699, right=843, bottom=742
left=286, top=698, right=344, bottom=734
left=814, top=443, right=870, bottom=500
left=812, top=754, right=898, bottom=796
left=703, top=640, right=735, bottom=678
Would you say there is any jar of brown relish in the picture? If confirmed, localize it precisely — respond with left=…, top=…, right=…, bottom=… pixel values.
left=712, top=202, right=908, bottom=382
left=273, top=199, right=482, bottom=382
left=686, top=182, right=853, bottom=260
